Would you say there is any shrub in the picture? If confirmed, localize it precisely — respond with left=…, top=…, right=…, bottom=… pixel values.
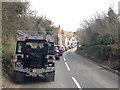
left=102, top=34, right=116, bottom=45
left=76, top=45, right=112, bottom=62
left=2, top=46, right=14, bottom=72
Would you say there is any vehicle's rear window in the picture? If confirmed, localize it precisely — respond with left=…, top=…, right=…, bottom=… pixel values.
left=26, top=42, right=44, bottom=49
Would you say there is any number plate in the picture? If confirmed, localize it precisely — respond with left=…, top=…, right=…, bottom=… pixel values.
left=33, top=69, right=36, bottom=72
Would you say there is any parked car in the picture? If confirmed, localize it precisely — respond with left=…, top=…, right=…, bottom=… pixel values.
left=60, top=46, right=66, bottom=52
left=68, top=45, right=72, bottom=49
left=11, top=34, right=55, bottom=82
left=64, top=46, right=69, bottom=51
left=54, top=45, right=63, bottom=56
left=54, top=47, right=60, bottom=60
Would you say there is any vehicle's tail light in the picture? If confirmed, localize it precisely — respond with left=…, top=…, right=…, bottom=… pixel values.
left=52, top=59, right=56, bottom=63
left=48, top=56, right=56, bottom=63
left=52, top=57, right=56, bottom=63
left=12, top=57, right=17, bottom=62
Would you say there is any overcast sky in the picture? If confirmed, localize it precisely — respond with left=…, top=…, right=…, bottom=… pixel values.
left=29, top=0, right=119, bottom=32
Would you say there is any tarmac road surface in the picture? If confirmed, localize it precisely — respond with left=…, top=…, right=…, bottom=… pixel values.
left=3, top=48, right=119, bottom=89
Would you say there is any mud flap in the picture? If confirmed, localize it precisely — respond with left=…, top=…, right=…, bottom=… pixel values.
left=44, top=72, right=55, bottom=82
left=13, top=71, right=25, bottom=83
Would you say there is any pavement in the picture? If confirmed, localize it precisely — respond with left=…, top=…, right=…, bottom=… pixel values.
left=2, top=48, right=119, bottom=89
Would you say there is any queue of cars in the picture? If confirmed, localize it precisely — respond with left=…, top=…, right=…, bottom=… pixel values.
left=54, top=44, right=77, bottom=60
left=12, top=31, right=77, bottom=82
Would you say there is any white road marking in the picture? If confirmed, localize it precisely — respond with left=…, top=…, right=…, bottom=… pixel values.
left=63, top=57, right=66, bottom=61
left=65, top=62, right=70, bottom=71
left=72, top=77, right=82, bottom=89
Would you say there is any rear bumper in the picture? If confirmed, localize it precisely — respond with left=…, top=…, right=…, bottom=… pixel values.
left=14, top=67, right=55, bottom=76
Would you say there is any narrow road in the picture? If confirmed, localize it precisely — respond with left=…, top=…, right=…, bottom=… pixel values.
left=63, top=48, right=119, bottom=88
left=7, top=48, right=119, bottom=89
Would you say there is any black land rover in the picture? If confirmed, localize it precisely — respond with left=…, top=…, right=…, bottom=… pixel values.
left=11, top=39, right=55, bottom=82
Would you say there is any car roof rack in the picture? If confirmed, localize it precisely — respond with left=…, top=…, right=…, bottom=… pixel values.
left=17, top=30, right=54, bottom=42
